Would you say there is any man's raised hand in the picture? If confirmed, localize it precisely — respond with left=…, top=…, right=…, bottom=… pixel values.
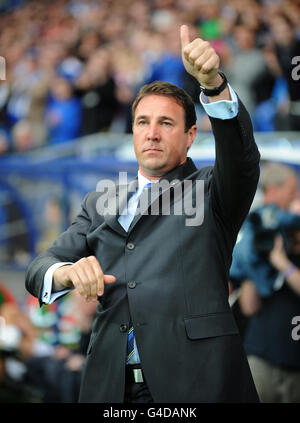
left=180, top=24, right=221, bottom=89
left=53, top=256, right=116, bottom=302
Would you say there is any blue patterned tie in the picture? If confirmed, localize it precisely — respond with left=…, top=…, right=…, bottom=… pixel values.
left=126, top=324, right=134, bottom=363
left=126, top=182, right=151, bottom=363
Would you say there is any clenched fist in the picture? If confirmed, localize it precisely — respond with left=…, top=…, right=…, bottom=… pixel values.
left=53, top=256, right=116, bottom=302
left=180, top=24, right=222, bottom=89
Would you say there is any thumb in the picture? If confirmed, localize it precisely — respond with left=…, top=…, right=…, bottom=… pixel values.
left=274, top=235, right=283, bottom=249
left=180, top=24, right=190, bottom=50
left=103, top=274, right=117, bottom=284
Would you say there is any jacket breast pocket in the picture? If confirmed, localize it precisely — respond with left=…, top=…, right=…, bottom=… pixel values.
left=184, top=311, right=239, bottom=340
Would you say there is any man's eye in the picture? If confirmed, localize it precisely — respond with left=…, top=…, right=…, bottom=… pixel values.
left=162, top=121, right=171, bottom=126
left=138, top=120, right=146, bottom=125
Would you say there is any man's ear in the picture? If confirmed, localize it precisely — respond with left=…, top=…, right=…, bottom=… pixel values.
left=187, top=125, right=197, bottom=149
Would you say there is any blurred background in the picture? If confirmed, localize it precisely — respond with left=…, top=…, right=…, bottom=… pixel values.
left=0, top=0, right=300, bottom=403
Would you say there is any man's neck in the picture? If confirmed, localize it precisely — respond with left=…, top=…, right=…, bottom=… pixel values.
left=138, top=169, right=162, bottom=181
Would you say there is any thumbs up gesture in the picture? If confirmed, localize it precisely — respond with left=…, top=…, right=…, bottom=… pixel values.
left=180, top=25, right=221, bottom=89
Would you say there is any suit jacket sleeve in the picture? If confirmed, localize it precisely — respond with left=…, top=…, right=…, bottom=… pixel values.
left=25, top=194, right=92, bottom=304
left=209, top=97, right=260, bottom=242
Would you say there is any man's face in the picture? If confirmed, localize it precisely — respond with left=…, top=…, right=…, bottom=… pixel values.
left=279, top=174, right=299, bottom=209
left=269, top=174, right=299, bottom=209
left=133, top=95, right=197, bottom=178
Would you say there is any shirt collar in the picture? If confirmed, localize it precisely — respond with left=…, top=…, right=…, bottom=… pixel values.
left=136, top=158, right=197, bottom=192
left=137, top=171, right=159, bottom=192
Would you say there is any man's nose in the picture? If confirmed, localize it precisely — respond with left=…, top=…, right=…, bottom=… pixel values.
left=147, top=124, right=160, bottom=141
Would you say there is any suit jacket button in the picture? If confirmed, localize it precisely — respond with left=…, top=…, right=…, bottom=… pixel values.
left=128, top=281, right=136, bottom=289
left=120, top=324, right=128, bottom=333
left=126, top=242, right=135, bottom=250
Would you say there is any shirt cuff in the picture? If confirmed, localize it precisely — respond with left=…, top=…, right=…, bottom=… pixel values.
left=42, top=262, right=73, bottom=304
left=200, top=83, right=238, bottom=120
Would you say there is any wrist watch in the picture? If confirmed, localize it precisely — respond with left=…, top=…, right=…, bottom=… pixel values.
left=200, top=71, right=228, bottom=97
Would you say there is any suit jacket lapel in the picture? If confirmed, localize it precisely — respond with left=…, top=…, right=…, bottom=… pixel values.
left=103, top=178, right=138, bottom=236
left=128, top=183, right=160, bottom=231
left=128, top=158, right=198, bottom=232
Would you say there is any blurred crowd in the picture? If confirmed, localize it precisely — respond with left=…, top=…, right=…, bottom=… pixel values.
left=0, top=282, right=97, bottom=402
left=0, top=0, right=300, bottom=155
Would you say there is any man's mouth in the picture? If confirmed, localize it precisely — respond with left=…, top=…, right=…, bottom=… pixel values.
left=144, top=148, right=163, bottom=152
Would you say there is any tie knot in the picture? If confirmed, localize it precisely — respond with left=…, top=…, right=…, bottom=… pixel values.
left=135, top=182, right=152, bottom=202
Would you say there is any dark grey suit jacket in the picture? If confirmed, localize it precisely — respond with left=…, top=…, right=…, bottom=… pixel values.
left=26, top=99, right=260, bottom=403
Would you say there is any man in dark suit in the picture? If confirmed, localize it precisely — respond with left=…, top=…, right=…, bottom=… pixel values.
left=25, top=25, right=260, bottom=403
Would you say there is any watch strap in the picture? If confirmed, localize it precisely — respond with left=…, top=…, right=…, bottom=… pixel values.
left=200, top=71, right=228, bottom=97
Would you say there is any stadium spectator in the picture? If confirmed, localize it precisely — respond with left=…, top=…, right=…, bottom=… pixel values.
left=44, top=76, right=82, bottom=145
left=225, top=24, right=268, bottom=114
left=74, top=47, right=119, bottom=135
left=11, top=120, right=35, bottom=153
left=146, top=22, right=185, bottom=87
left=269, top=13, right=300, bottom=130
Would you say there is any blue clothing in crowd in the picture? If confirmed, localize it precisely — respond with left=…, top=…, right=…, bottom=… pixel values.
left=147, top=53, right=185, bottom=88
left=45, top=96, right=82, bottom=145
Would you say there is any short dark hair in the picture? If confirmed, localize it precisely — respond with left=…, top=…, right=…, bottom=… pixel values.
left=131, top=81, right=197, bottom=132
